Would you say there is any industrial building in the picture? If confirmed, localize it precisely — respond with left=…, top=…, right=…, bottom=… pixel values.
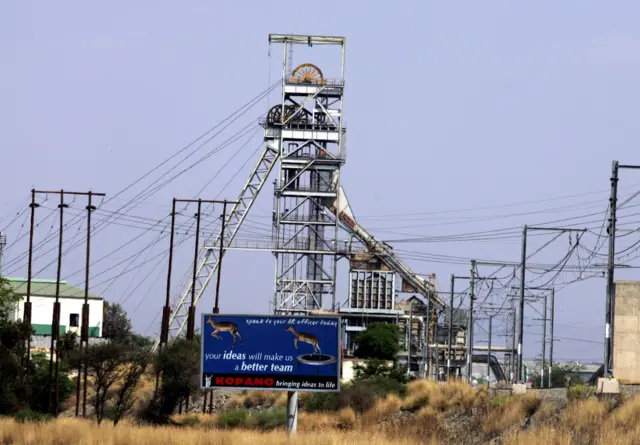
left=6, top=277, right=104, bottom=338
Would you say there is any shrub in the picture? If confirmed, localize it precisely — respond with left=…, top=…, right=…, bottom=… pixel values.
left=567, top=383, right=596, bottom=402
left=353, top=359, right=409, bottom=384
left=303, top=392, right=339, bottom=412
left=217, top=408, right=250, bottom=429
left=252, top=407, right=286, bottom=430
left=13, top=409, right=52, bottom=423
left=27, top=352, right=77, bottom=415
left=338, top=382, right=377, bottom=413
left=367, top=376, right=408, bottom=398
left=180, top=415, right=201, bottom=426
left=338, top=407, right=357, bottom=429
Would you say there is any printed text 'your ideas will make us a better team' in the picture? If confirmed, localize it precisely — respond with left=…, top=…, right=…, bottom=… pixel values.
left=204, top=350, right=296, bottom=372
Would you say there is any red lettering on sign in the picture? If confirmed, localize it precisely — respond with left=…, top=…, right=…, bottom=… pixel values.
left=210, top=376, right=277, bottom=387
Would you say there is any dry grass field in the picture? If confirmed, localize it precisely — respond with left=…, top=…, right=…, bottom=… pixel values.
left=4, top=380, right=640, bottom=444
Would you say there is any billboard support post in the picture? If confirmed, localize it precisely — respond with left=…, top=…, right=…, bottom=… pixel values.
left=286, top=391, right=298, bottom=434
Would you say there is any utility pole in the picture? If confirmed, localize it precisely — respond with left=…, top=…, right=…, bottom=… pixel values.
left=187, top=200, right=203, bottom=340
left=603, top=161, right=640, bottom=378
left=517, top=225, right=527, bottom=384
left=605, top=161, right=618, bottom=378
left=156, top=199, right=177, bottom=395
left=541, top=292, right=547, bottom=389
left=20, top=190, right=105, bottom=418
left=434, top=314, right=440, bottom=380
left=467, top=261, right=475, bottom=383
left=423, top=298, right=430, bottom=379
left=442, top=282, right=474, bottom=381
left=487, top=315, right=493, bottom=386
left=23, top=190, right=39, bottom=393
left=448, top=274, right=454, bottom=381
left=510, top=307, right=516, bottom=383
left=549, top=287, right=555, bottom=388
left=517, top=227, right=586, bottom=383
left=423, top=304, right=429, bottom=379
left=75, top=191, right=102, bottom=418
left=407, top=301, right=413, bottom=379
left=49, top=191, right=67, bottom=417
left=210, top=199, right=237, bottom=415
left=465, top=261, right=498, bottom=384
left=156, top=198, right=235, bottom=410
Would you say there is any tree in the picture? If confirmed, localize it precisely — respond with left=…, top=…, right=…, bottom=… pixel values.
left=140, top=337, right=200, bottom=424
left=27, top=351, right=75, bottom=414
left=102, top=302, right=133, bottom=344
left=0, top=277, right=33, bottom=414
left=80, top=342, right=127, bottom=424
left=130, top=333, right=154, bottom=349
left=353, top=358, right=409, bottom=384
left=112, top=348, right=150, bottom=425
left=353, top=323, right=400, bottom=360
left=0, top=276, right=19, bottom=324
left=0, top=321, right=32, bottom=414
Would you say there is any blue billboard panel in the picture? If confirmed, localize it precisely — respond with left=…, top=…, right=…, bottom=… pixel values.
left=200, top=314, right=341, bottom=392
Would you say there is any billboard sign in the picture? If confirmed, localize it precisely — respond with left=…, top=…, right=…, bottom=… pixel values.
left=200, top=314, right=341, bottom=392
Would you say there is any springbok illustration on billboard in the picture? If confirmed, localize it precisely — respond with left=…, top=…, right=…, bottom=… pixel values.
left=205, top=316, right=243, bottom=348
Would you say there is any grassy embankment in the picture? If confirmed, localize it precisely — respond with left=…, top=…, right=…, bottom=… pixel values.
left=4, top=381, right=640, bottom=444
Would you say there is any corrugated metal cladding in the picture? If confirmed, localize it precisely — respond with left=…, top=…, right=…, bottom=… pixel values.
left=349, top=270, right=395, bottom=310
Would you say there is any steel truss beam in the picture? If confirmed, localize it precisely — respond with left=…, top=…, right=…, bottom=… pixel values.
left=154, top=140, right=280, bottom=348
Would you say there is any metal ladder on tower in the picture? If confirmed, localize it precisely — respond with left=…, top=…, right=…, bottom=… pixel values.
left=152, top=140, right=280, bottom=350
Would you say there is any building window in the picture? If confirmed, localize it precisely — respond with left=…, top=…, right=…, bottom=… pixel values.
left=70, top=313, right=79, bottom=327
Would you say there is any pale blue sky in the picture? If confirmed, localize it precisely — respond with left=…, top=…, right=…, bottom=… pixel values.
left=2, top=1, right=640, bottom=363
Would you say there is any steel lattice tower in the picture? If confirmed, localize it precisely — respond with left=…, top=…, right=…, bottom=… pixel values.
left=263, top=34, right=346, bottom=314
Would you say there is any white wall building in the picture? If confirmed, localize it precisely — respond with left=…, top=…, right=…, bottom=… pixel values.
left=7, top=277, right=104, bottom=338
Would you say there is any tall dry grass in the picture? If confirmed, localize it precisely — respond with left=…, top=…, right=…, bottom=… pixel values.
left=11, top=381, right=640, bottom=444
left=0, top=418, right=421, bottom=445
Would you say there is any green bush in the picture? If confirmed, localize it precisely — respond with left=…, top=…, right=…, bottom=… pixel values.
left=181, top=415, right=201, bottom=426
left=101, top=403, right=118, bottom=421
left=27, top=352, right=76, bottom=414
left=366, top=376, right=407, bottom=398
left=304, top=377, right=406, bottom=414
left=567, top=383, right=596, bottom=402
left=217, top=407, right=250, bottom=429
left=252, top=407, right=286, bottom=430
left=353, top=323, right=400, bottom=360
left=304, top=392, right=339, bottom=412
left=338, top=382, right=377, bottom=413
left=353, top=359, right=409, bottom=384
left=13, top=409, right=52, bottom=423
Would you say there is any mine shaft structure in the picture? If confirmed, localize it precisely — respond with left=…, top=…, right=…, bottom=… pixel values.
left=265, top=34, right=346, bottom=314
left=155, top=35, right=449, bottom=369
